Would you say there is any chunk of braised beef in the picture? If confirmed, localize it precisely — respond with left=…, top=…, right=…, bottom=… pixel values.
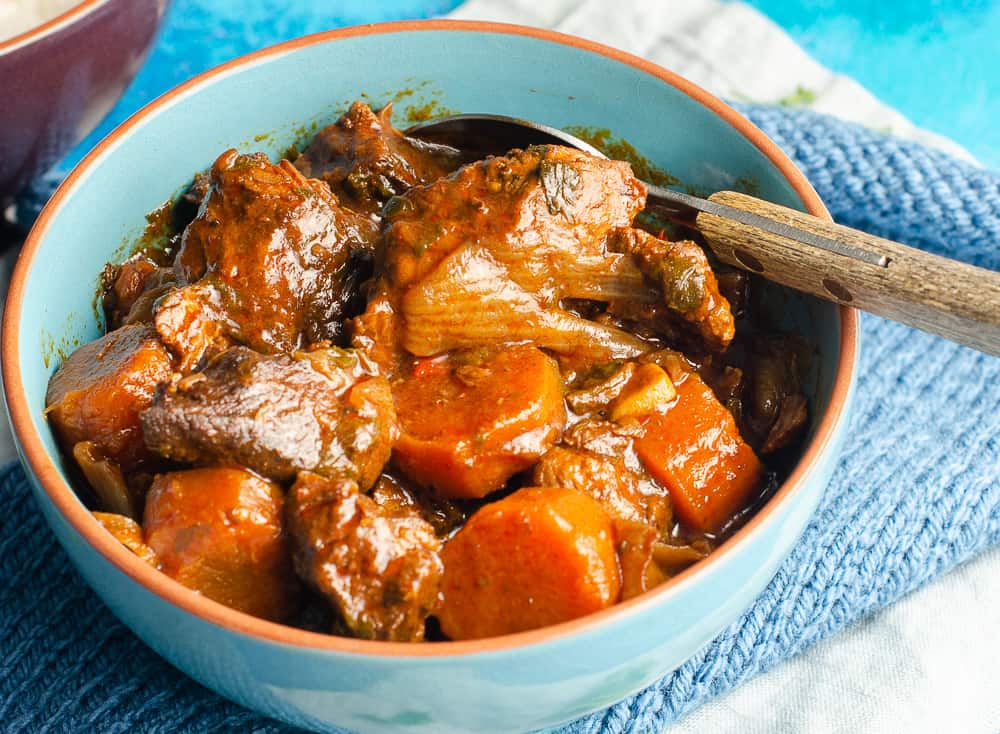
left=287, top=471, right=443, bottom=641
left=141, top=346, right=397, bottom=486
left=533, top=445, right=672, bottom=531
left=714, top=267, right=750, bottom=319
left=537, top=417, right=675, bottom=532
left=171, top=169, right=211, bottom=231
left=352, top=144, right=653, bottom=374
left=159, top=149, right=378, bottom=370
left=761, top=393, right=808, bottom=454
left=369, top=473, right=468, bottom=538
left=607, top=228, right=735, bottom=352
left=150, top=280, right=235, bottom=372
left=744, top=334, right=810, bottom=453
left=102, top=254, right=176, bottom=330
left=294, top=101, right=463, bottom=216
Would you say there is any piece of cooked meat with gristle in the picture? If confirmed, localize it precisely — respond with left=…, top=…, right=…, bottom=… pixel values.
left=294, top=101, right=463, bottom=217
left=534, top=417, right=673, bottom=532
left=351, top=144, right=734, bottom=374
left=101, top=253, right=176, bottom=330
left=141, top=346, right=397, bottom=487
left=156, top=149, right=378, bottom=371
left=606, top=228, right=735, bottom=351
left=287, top=471, right=443, bottom=641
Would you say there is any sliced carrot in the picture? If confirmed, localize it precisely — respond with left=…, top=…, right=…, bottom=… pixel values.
left=634, top=373, right=762, bottom=534
left=45, top=324, right=173, bottom=472
left=391, top=345, right=566, bottom=499
left=143, top=467, right=301, bottom=622
left=437, top=487, right=621, bottom=640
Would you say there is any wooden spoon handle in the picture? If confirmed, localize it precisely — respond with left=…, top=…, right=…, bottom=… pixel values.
left=693, top=190, right=1000, bottom=356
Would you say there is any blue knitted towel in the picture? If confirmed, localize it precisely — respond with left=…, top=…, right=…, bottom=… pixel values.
left=4, top=2, right=1000, bottom=732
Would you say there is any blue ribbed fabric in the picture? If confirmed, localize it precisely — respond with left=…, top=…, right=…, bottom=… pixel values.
left=4, top=3, right=999, bottom=732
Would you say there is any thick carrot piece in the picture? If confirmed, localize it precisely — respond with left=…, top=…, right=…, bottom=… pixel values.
left=437, top=487, right=621, bottom=640
left=143, top=467, right=301, bottom=622
left=634, top=373, right=762, bottom=534
left=93, top=512, right=161, bottom=569
left=45, top=324, right=173, bottom=473
left=391, top=345, right=566, bottom=499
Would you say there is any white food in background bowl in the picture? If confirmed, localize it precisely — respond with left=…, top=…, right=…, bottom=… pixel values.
left=0, top=0, right=79, bottom=43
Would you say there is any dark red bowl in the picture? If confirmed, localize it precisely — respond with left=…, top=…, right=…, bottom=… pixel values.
left=0, top=0, right=169, bottom=199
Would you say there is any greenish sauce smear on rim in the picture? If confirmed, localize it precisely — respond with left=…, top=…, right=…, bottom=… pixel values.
left=40, top=312, right=86, bottom=371
left=564, top=126, right=681, bottom=188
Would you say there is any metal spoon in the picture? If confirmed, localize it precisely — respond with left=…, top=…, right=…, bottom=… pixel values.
left=407, top=114, right=1000, bottom=356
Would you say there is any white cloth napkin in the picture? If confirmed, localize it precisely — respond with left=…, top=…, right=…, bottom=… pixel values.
left=664, top=544, right=1000, bottom=734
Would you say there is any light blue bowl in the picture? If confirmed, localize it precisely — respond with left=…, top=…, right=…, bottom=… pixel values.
left=2, top=20, right=858, bottom=734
